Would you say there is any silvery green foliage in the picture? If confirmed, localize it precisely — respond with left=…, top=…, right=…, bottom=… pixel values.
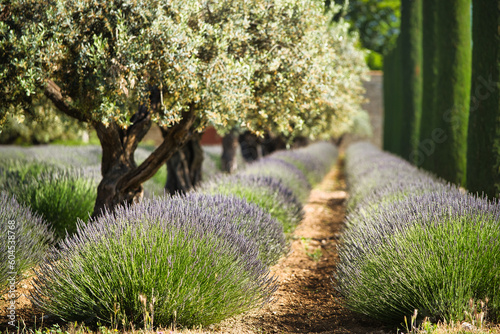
left=337, top=142, right=500, bottom=322
left=1, top=0, right=367, bottom=142
left=31, top=193, right=278, bottom=327
left=291, top=20, right=370, bottom=140
left=0, top=192, right=54, bottom=293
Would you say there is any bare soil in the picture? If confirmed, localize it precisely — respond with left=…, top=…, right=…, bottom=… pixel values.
left=1, top=160, right=393, bottom=333
left=206, top=161, right=391, bottom=334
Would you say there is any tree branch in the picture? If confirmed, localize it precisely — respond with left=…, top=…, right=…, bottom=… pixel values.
left=122, top=89, right=159, bottom=159
left=118, top=105, right=198, bottom=192
left=44, top=80, right=89, bottom=123
left=95, top=122, right=126, bottom=175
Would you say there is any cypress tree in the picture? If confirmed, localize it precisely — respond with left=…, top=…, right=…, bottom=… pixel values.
left=418, top=0, right=439, bottom=170
left=383, top=39, right=405, bottom=156
left=393, top=40, right=404, bottom=156
left=433, top=0, right=472, bottom=186
left=466, top=1, right=500, bottom=199
left=383, top=47, right=396, bottom=153
left=399, top=0, right=423, bottom=163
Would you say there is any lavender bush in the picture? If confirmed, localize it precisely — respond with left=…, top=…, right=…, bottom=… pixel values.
left=200, top=142, right=337, bottom=235
left=241, top=158, right=311, bottom=203
left=344, top=143, right=443, bottom=210
left=1, top=161, right=97, bottom=239
left=31, top=193, right=277, bottom=327
left=0, top=193, right=54, bottom=293
left=346, top=179, right=457, bottom=231
left=188, top=193, right=286, bottom=265
left=337, top=142, right=500, bottom=323
left=272, top=142, right=338, bottom=185
left=200, top=174, right=303, bottom=235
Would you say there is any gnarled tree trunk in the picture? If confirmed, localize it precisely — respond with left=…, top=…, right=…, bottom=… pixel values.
left=221, top=130, right=239, bottom=173
left=163, top=132, right=204, bottom=195
left=93, top=117, right=151, bottom=217
left=44, top=82, right=198, bottom=217
left=261, top=131, right=287, bottom=156
left=238, top=131, right=262, bottom=162
left=91, top=98, right=197, bottom=216
left=291, top=136, right=310, bottom=149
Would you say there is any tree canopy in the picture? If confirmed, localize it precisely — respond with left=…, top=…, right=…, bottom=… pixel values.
left=330, top=0, right=401, bottom=54
left=0, top=0, right=368, bottom=213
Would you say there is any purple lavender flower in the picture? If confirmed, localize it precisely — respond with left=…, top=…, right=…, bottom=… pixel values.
left=199, top=173, right=303, bottom=235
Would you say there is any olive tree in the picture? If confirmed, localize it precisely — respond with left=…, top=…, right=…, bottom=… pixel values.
left=1, top=0, right=368, bottom=212
left=212, top=3, right=370, bottom=175
left=1, top=0, right=252, bottom=214
left=160, top=0, right=356, bottom=193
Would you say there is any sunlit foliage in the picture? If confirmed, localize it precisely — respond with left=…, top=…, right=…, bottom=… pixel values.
left=0, top=0, right=367, bottom=139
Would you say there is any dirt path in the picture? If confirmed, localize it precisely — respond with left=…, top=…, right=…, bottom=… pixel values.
left=209, top=161, right=390, bottom=334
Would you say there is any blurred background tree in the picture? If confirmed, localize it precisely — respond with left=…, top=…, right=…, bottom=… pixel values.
left=0, top=97, right=89, bottom=145
left=328, top=0, right=401, bottom=70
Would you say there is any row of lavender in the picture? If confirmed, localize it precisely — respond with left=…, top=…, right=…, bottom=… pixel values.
left=336, top=142, right=500, bottom=324
left=1, top=141, right=337, bottom=328
left=0, top=145, right=228, bottom=302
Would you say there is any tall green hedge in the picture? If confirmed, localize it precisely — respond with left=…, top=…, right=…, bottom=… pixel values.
left=466, top=1, right=500, bottom=199
left=383, top=39, right=404, bottom=156
left=433, top=0, right=472, bottom=186
left=399, top=0, right=423, bottom=162
left=418, top=0, right=439, bottom=170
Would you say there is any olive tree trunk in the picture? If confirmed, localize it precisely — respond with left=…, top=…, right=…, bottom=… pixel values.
left=221, top=130, right=239, bottom=173
left=44, top=83, right=198, bottom=216
left=261, top=132, right=287, bottom=156
left=163, top=132, right=204, bottom=194
left=238, top=131, right=262, bottom=162
left=92, top=112, right=197, bottom=215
